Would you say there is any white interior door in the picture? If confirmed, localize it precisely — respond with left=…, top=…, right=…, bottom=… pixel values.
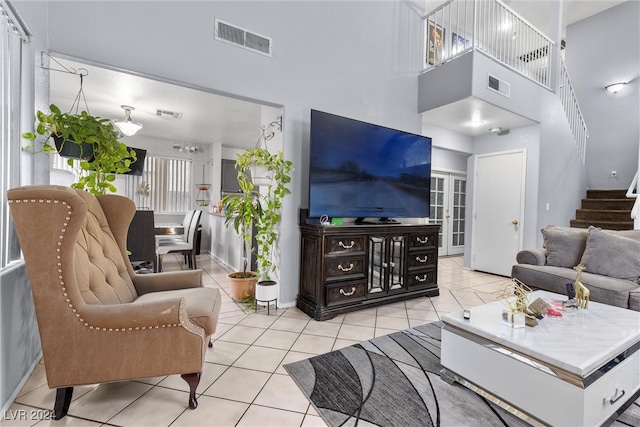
left=431, top=173, right=466, bottom=256
left=471, top=150, right=525, bottom=276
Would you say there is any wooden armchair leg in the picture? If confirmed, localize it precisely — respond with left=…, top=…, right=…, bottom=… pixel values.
left=181, top=373, right=201, bottom=409
left=53, top=387, right=74, bottom=420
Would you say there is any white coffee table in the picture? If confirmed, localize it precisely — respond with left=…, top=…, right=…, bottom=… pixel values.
left=441, top=290, right=640, bottom=426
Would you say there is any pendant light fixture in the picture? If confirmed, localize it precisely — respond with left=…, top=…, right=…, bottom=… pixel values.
left=113, top=105, right=143, bottom=136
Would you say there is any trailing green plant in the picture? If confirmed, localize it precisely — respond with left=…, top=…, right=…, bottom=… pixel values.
left=221, top=147, right=292, bottom=280
left=22, top=104, right=135, bottom=195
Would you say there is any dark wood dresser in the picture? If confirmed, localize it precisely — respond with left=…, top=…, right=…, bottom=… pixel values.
left=297, top=223, right=440, bottom=320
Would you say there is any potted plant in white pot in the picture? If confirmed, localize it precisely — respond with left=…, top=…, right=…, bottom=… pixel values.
left=221, top=146, right=292, bottom=307
left=22, top=104, right=136, bottom=195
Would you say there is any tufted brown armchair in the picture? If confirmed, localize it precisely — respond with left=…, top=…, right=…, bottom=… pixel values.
left=7, top=185, right=221, bottom=419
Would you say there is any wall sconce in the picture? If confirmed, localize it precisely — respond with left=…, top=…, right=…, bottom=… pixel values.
left=605, top=82, right=627, bottom=94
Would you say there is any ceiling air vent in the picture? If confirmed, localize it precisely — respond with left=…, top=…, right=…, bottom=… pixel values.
left=156, top=109, right=183, bottom=120
left=214, top=18, right=272, bottom=57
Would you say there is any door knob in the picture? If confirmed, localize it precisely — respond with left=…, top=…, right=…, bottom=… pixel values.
left=512, top=220, right=518, bottom=225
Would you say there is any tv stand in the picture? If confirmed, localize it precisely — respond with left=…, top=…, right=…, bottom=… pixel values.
left=297, top=223, right=440, bottom=320
left=355, top=217, right=399, bottom=225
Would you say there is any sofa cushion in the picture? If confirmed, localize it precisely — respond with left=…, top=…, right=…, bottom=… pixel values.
left=511, top=264, right=637, bottom=309
left=541, top=226, right=588, bottom=268
left=580, top=226, right=640, bottom=283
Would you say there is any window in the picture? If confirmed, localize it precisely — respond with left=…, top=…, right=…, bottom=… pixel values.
left=0, top=1, right=29, bottom=268
left=125, top=155, right=193, bottom=213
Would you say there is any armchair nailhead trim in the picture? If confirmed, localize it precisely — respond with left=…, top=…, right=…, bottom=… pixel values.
left=9, top=197, right=184, bottom=333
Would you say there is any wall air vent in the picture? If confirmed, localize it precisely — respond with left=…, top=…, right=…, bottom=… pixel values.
left=214, top=18, right=272, bottom=57
left=487, top=74, right=511, bottom=98
left=156, top=109, right=183, bottom=120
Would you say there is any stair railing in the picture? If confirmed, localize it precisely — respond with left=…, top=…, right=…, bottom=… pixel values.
left=627, top=170, right=639, bottom=229
left=558, top=59, right=589, bottom=163
left=422, top=0, right=553, bottom=90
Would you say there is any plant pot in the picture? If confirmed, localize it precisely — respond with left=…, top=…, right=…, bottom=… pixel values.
left=228, top=271, right=258, bottom=301
left=250, top=164, right=272, bottom=186
left=255, top=280, right=278, bottom=305
left=54, top=135, right=94, bottom=160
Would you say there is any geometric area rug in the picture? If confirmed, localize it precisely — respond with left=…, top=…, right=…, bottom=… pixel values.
left=284, top=321, right=640, bottom=427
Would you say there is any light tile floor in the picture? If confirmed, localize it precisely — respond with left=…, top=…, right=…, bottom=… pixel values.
left=2, top=254, right=511, bottom=427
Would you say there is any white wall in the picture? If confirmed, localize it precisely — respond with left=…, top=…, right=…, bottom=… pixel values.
left=565, top=1, right=640, bottom=189
left=33, top=0, right=427, bottom=307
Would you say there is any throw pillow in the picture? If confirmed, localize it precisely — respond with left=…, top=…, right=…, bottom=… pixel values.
left=541, top=226, right=588, bottom=268
left=580, top=226, right=640, bottom=282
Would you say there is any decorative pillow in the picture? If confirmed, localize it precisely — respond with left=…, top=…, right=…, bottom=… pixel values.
left=541, top=226, right=588, bottom=268
left=580, top=226, right=640, bottom=282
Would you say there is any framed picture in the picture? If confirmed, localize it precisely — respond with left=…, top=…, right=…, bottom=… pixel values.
left=452, top=32, right=471, bottom=55
left=426, top=21, right=445, bottom=65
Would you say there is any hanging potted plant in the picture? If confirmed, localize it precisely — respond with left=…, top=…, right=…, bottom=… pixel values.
left=22, top=104, right=136, bottom=195
left=222, top=147, right=292, bottom=307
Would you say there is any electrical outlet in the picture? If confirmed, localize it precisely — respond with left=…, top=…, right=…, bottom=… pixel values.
left=610, top=171, right=617, bottom=178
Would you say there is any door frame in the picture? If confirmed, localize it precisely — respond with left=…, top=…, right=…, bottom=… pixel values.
left=470, top=148, right=526, bottom=274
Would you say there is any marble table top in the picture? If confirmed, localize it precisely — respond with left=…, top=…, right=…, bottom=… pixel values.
left=442, top=290, right=640, bottom=377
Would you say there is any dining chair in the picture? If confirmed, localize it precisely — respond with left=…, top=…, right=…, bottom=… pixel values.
left=157, top=210, right=202, bottom=272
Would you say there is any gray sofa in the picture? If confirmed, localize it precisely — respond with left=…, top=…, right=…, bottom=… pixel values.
left=511, top=225, right=640, bottom=312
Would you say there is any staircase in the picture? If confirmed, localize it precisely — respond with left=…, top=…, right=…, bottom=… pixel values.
left=571, top=189, right=634, bottom=230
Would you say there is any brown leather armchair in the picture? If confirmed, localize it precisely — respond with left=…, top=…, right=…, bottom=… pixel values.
left=7, top=185, right=221, bottom=419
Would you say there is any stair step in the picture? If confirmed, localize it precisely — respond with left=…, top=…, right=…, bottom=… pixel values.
left=575, top=209, right=633, bottom=222
left=570, top=219, right=634, bottom=231
left=586, top=189, right=628, bottom=199
left=581, top=198, right=634, bottom=210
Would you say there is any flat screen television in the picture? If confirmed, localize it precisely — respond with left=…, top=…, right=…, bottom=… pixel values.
left=124, top=147, right=147, bottom=176
left=309, top=110, right=432, bottom=223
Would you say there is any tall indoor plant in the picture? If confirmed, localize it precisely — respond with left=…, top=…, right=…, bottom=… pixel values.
left=222, top=146, right=292, bottom=303
left=22, top=104, right=136, bottom=195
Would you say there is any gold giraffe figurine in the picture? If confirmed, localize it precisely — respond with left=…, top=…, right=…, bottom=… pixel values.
left=574, top=264, right=590, bottom=309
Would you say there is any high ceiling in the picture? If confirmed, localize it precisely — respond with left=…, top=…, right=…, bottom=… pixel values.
left=48, top=1, right=625, bottom=144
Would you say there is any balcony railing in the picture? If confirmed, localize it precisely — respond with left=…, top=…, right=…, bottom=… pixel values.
left=558, top=59, right=589, bottom=163
left=422, top=0, right=590, bottom=164
left=422, top=0, right=553, bottom=89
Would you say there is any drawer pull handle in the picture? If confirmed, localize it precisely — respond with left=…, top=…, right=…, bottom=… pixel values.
left=339, top=240, right=356, bottom=249
left=415, top=274, right=428, bottom=282
left=340, top=287, right=356, bottom=297
left=416, top=237, right=429, bottom=244
left=416, top=256, right=428, bottom=263
left=605, top=388, right=626, bottom=405
left=338, top=263, right=354, bottom=272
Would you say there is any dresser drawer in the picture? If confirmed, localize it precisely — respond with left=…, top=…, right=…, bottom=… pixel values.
left=408, top=233, right=437, bottom=250
left=407, top=269, right=436, bottom=288
left=326, top=282, right=367, bottom=306
left=325, top=257, right=365, bottom=281
left=326, top=236, right=366, bottom=255
left=408, top=250, right=437, bottom=269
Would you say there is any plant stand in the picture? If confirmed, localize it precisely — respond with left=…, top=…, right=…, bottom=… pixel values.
left=255, top=280, right=278, bottom=315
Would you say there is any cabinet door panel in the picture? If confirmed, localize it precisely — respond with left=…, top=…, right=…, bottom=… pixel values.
left=388, top=235, right=406, bottom=291
left=368, top=236, right=387, bottom=295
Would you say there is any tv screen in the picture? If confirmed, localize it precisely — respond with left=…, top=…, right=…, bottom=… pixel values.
left=309, top=110, right=432, bottom=221
left=124, top=147, right=147, bottom=176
